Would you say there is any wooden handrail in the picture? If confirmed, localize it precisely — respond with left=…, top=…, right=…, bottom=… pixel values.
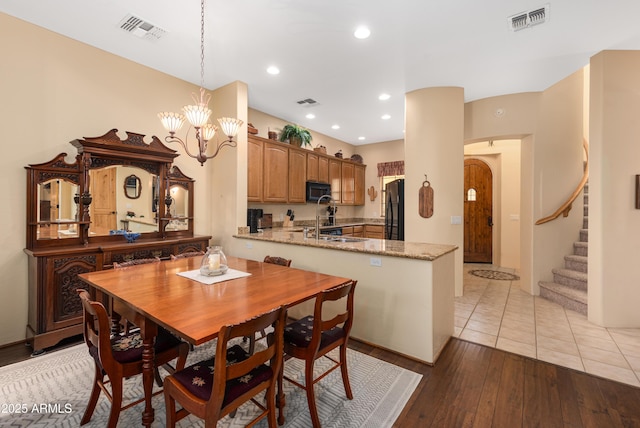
left=535, top=139, right=589, bottom=225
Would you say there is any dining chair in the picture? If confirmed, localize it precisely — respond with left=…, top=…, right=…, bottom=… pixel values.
left=76, top=289, right=189, bottom=428
left=278, top=280, right=357, bottom=428
left=263, top=255, right=292, bottom=267
left=170, top=251, right=204, bottom=260
left=244, top=255, right=293, bottom=354
left=164, top=306, right=287, bottom=428
left=112, top=256, right=161, bottom=268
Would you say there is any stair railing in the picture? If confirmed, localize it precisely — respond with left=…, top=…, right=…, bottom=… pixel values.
left=535, top=138, right=589, bottom=225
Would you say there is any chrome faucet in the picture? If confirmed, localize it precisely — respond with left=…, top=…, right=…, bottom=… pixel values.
left=315, top=194, right=335, bottom=240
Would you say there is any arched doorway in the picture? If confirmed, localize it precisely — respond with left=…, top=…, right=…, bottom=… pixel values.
left=464, top=158, right=493, bottom=263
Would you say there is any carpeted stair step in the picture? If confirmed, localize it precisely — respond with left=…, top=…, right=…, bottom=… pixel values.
left=565, top=254, right=588, bottom=273
left=574, top=241, right=588, bottom=257
left=552, top=268, right=587, bottom=291
left=580, top=228, right=588, bottom=242
left=583, top=216, right=588, bottom=229
left=539, top=281, right=587, bottom=315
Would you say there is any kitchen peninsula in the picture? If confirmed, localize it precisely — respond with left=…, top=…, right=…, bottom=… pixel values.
left=232, top=229, right=457, bottom=364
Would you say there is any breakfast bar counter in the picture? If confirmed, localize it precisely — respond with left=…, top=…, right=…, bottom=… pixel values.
left=231, top=230, right=458, bottom=364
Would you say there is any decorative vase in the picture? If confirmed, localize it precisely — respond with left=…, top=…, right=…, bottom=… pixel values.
left=200, top=246, right=229, bottom=276
left=289, top=136, right=303, bottom=147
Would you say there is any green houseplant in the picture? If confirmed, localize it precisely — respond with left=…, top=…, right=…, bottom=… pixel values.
left=279, top=124, right=313, bottom=147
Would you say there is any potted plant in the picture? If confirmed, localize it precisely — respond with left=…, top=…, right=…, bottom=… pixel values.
left=279, top=124, right=313, bottom=147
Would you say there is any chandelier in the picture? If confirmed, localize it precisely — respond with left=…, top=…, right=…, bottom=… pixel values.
left=158, top=0, right=243, bottom=166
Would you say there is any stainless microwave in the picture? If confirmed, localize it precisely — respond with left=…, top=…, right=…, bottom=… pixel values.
left=306, top=181, right=332, bottom=202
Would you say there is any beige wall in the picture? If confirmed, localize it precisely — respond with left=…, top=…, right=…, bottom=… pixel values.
left=405, top=87, right=465, bottom=296
left=589, top=51, right=640, bottom=327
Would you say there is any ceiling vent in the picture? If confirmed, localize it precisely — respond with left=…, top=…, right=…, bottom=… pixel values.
left=297, top=98, right=318, bottom=105
left=508, top=4, right=549, bottom=31
left=118, top=14, right=166, bottom=40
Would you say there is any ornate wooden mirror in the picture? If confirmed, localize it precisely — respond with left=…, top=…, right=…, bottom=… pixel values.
left=25, top=129, right=197, bottom=249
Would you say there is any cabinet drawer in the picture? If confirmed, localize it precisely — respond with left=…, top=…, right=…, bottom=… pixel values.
left=365, top=225, right=385, bottom=239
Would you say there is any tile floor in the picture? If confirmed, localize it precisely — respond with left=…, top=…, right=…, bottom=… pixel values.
left=454, top=263, right=640, bottom=387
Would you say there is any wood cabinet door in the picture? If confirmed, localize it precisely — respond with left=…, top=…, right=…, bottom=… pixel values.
left=247, top=137, right=264, bottom=202
left=354, top=164, right=366, bottom=205
left=45, top=253, right=98, bottom=331
left=307, top=152, right=319, bottom=182
left=341, top=162, right=355, bottom=204
left=318, top=156, right=329, bottom=183
left=329, top=159, right=342, bottom=202
left=263, top=142, right=288, bottom=203
left=289, top=149, right=307, bottom=203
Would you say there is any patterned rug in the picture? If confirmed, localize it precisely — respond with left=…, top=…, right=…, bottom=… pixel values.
left=469, top=269, right=520, bottom=281
left=0, top=339, right=421, bottom=427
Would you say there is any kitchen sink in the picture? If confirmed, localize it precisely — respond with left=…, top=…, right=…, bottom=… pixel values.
left=318, top=235, right=368, bottom=243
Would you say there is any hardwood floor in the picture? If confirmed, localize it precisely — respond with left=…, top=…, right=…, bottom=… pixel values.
left=2, top=336, right=640, bottom=427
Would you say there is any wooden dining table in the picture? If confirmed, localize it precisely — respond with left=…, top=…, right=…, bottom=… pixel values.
left=77, top=255, right=351, bottom=427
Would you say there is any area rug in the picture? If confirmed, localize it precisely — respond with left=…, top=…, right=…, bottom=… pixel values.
left=469, top=269, right=520, bottom=281
left=0, top=339, right=421, bottom=427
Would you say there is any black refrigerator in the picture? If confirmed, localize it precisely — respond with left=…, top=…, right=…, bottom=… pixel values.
left=385, top=179, right=404, bottom=240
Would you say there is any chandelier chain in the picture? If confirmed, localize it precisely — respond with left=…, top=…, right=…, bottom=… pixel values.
left=199, top=0, right=205, bottom=90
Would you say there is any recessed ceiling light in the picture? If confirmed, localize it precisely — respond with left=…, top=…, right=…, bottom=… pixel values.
left=266, top=65, right=280, bottom=75
left=331, top=124, right=340, bottom=130
left=381, top=114, right=391, bottom=120
left=354, top=26, right=371, bottom=39
left=305, top=113, right=315, bottom=119
left=358, top=136, right=366, bottom=141
left=378, top=93, right=390, bottom=101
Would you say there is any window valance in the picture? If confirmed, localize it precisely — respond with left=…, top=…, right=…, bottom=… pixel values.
left=377, top=161, right=404, bottom=177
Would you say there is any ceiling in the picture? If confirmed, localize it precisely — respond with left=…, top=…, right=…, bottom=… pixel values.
left=3, top=1, right=640, bottom=146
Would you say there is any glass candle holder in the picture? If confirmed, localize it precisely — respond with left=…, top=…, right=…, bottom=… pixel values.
left=200, top=246, right=228, bottom=276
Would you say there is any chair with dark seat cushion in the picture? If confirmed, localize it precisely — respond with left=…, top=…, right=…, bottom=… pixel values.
left=164, top=306, right=286, bottom=428
left=244, top=255, right=293, bottom=354
left=263, top=255, right=292, bottom=267
left=170, top=251, right=204, bottom=260
left=279, top=280, right=357, bottom=428
left=76, top=289, right=188, bottom=428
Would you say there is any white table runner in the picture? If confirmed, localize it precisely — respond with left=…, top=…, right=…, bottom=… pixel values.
left=177, top=268, right=251, bottom=285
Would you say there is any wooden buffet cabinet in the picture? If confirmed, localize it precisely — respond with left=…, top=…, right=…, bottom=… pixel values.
left=24, top=129, right=210, bottom=353
left=248, top=135, right=366, bottom=205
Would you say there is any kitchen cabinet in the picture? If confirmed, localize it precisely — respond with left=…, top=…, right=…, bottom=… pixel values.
left=307, top=152, right=330, bottom=184
left=288, top=149, right=307, bottom=203
left=341, top=162, right=355, bottom=204
left=247, top=137, right=263, bottom=202
left=247, top=134, right=365, bottom=205
left=329, top=159, right=342, bottom=202
left=365, top=224, right=384, bottom=239
left=355, top=164, right=366, bottom=206
left=263, top=141, right=289, bottom=203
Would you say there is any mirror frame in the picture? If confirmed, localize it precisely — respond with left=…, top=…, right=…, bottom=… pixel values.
left=25, top=129, right=196, bottom=250
left=123, top=174, right=142, bottom=199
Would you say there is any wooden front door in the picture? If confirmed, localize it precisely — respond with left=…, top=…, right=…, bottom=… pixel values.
left=89, top=167, right=117, bottom=234
left=464, top=159, right=493, bottom=263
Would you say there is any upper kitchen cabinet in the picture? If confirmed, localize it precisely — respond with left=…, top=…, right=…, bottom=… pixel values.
left=306, top=152, right=329, bottom=184
left=288, top=149, right=306, bottom=203
left=262, top=140, right=288, bottom=203
left=247, top=137, right=263, bottom=202
left=354, top=164, right=366, bottom=205
left=247, top=134, right=366, bottom=205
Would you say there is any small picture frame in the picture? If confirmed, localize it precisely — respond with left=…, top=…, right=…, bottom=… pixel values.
left=636, top=175, right=640, bottom=209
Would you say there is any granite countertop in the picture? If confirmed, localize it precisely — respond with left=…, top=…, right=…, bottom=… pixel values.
left=233, top=230, right=457, bottom=261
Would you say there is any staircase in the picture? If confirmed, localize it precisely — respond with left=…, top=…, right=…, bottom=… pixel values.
left=538, top=183, right=588, bottom=315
